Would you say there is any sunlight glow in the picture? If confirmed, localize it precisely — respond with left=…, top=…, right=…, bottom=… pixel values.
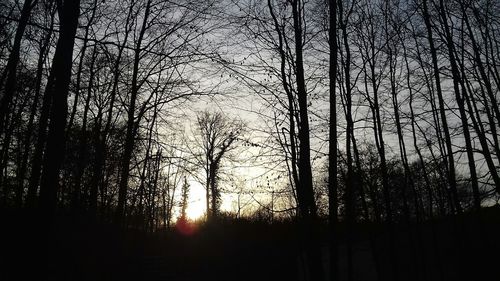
left=185, top=182, right=206, bottom=220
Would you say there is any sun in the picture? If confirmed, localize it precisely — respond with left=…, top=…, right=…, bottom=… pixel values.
left=186, top=199, right=205, bottom=220
left=185, top=182, right=207, bottom=220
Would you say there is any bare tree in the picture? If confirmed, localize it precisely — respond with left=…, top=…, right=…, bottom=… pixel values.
left=38, top=0, right=81, bottom=216
left=328, top=0, right=339, bottom=279
left=193, top=110, right=243, bottom=220
left=0, top=0, right=37, bottom=139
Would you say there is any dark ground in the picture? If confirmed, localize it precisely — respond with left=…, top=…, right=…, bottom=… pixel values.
left=1, top=206, right=500, bottom=280
left=1, top=212, right=299, bottom=280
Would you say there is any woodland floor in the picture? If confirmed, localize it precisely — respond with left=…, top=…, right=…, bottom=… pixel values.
left=1, top=206, right=499, bottom=280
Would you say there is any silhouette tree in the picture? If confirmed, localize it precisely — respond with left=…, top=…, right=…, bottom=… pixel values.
left=327, top=0, right=339, bottom=279
left=16, top=0, right=56, bottom=208
left=194, top=110, right=243, bottom=220
left=179, top=177, right=189, bottom=221
left=38, top=0, right=81, bottom=217
left=0, top=0, right=36, bottom=140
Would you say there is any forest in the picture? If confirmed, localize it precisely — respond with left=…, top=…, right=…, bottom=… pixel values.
left=0, top=0, right=499, bottom=280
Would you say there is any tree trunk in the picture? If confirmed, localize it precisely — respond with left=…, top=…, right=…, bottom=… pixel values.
left=66, top=0, right=98, bottom=134
left=71, top=45, right=98, bottom=214
left=422, top=0, right=461, bottom=214
left=291, top=0, right=323, bottom=279
left=338, top=0, right=355, bottom=278
left=38, top=0, right=81, bottom=217
left=328, top=0, right=339, bottom=279
left=0, top=0, right=36, bottom=138
left=88, top=0, right=135, bottom=217
left=17, top=8, right=55, bottom=208
left=437, top=0, right=477, bottom=212
left=115, top=0, right=152, bottom=224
